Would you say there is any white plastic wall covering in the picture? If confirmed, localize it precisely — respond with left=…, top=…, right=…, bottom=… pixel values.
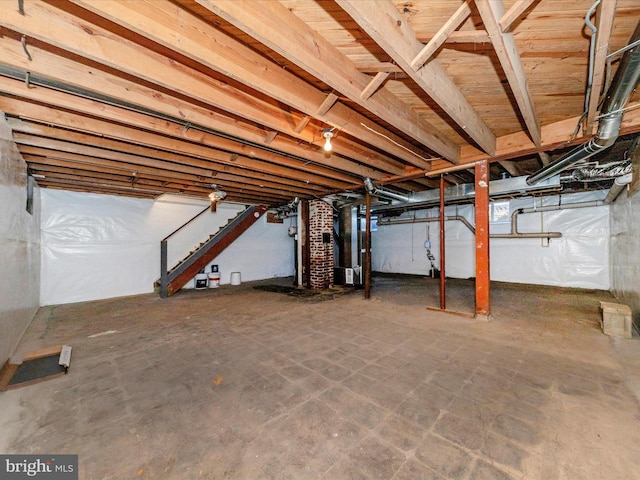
left=40, top=190, right=293, bottom=305
left=212, top=213, right=295, bottom=285
left=164, top=202, right=244, bottom=273
left=372, top=191, right=610, bottom=289
left=0, top=115, right=40, bottom=364
left=610, top=184, right=640, bottom=329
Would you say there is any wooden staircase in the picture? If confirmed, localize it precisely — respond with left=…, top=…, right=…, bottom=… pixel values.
left=158, top=205, right=267, bottom=297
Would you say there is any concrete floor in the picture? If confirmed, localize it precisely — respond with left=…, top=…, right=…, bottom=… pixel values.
left=1, top=275, right=639, bottom=479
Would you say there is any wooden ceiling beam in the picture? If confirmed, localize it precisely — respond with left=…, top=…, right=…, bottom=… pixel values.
left=499, top=0, right=540, bottom=33
left=35, top=173, right=213, bottom=196
left=188, top=0, right=455, bottom=164
left=25, top=155, right=200, bottom=183
left=411, top=0, right=472, bottom=70
left=14, top=123, right=319, bottom=195
left=37, top=178, right=278, bottom=204
left=28, top=160, right=290, bottom=201
left=413, top=30, right=491, bottom=45
left=378, top=106, right=640, bottom=186
left=475, top=0, right=541, bottom=147
left=46, top=186, right=157, bottom=199
left=13, top=119, right=325, bottom=193
left=336, top=0, right=495, bottom=156
left=360, top=72, right=391, bottom=101
left=316, top=93, right=340, bottom=116
left=0, top=35, right=395, bottom=179
left=38, top=174, right=289, bottom=203
left=36, top=179, right=161, bottom=198
left=62, top=0, right=437, bottom=167
left=14, top=134, right=215, bottom=177
left=29, top=164, right=191, bottom=188
left=21, top=148, right=212, bottom=183
left=24, top=150, right=319, bottom=197
left=498, top=160, right=523, bottom=177
left=586, top=0, right=618, bottom=132
left=538, top=151, right=552, bottom=166
left=25, top=150, right=317, bottom=198
left=14, top=132, right=327, bottom=198
left=461, top=106, right=640, bottom=164
left=0, top=85, right=357, bottom=189
left=8, top=125, right=320, bottom=195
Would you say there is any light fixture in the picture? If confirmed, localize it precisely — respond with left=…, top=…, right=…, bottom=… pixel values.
left=208, top=185, right=227, bottom=212
left=323, top=128, right=334, bottom=152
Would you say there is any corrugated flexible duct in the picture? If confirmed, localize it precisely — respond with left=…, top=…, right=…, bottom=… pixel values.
left=527, top=20, right=640, bottom=186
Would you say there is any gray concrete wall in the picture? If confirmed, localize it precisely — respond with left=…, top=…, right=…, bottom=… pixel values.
left=0, top=114, right=40, bottom=364
left=610, top=185, right=640, bottom=331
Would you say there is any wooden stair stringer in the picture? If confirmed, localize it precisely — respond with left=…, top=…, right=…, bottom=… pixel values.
left=164, top=205, right=267, bottom=296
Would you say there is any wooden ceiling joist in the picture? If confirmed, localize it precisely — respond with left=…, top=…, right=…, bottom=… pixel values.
left=360, top=72, right=391, bottom=101
left=410, top=0, right=472, bottom=70
left=0, top=31, right=396, bottom=180
left=499, top=0, right=540, bottom=33
left=0, top=0, right=638, bottom=205
left=15, top=134, right=334, bottom=199
left=63, top=0, right=439, bottom=167
left=475, top=0, right=541, bottom=147
left=0, top=88, right=359, bottom=189
left=586, top=0, right=618, bottom=132
left=337, top=0, right=496, bottom=156
left=29, top=158, right=291, bottom=199
left=24, top=149, right=322, bottom=199
left=188, top=0, right=456, bottom=165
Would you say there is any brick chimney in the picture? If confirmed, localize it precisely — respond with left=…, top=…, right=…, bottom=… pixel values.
left=308, top=200, right=334, bottom=289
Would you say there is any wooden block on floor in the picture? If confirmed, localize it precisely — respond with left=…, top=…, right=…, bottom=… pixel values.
left=0, top=360, right=20, bottom=392
left=599, top=301, right=632, bottom=339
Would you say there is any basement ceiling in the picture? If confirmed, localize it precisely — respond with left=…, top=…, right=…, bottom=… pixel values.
left=1, top=0, right=639, bottom=206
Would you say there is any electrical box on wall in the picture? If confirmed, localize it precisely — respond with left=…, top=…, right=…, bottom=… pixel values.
left=322, top=232, right=331, bottom=243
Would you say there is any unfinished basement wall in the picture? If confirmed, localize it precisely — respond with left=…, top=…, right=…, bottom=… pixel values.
left=610, top=188, right=640, bottom=329
left=40, top=190, right=293, bottom=305
left=372, top=191, right=609, bottom=290
left=0, top=115, right=40, bottom=364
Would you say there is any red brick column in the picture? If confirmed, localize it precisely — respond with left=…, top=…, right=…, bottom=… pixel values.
left=309, top=200, right=334, bottom=289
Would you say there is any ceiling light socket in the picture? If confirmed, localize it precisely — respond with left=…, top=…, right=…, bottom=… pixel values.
left=323, top=129, right=333, bottom=152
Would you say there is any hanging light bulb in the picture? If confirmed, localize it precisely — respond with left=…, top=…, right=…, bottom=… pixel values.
left=208, top=190, right=227, bottom=202
left=208, top=186, right=227, bottom=212
left=323, top=128, right=333, bottom=152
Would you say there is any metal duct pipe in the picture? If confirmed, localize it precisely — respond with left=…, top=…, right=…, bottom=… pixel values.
left=378, top=216, right=474, bottom=232
left=604, top=172, right=633, bottom=203
left=379, top=196, right=614, bottom=239
left=377, top=214, right=562, bottom=239
left=527, top=20, right=640, bottom=186
left=364, top=177, right=410, bottom=203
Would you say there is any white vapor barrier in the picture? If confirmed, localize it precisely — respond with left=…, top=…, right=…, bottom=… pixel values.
left=372, top=191, right=610, bottom=289
left=0, top=117, right=40, bottom=363
left=610, top=186, right=640, bottom=328
left=40, top=190, right=294, bottom=305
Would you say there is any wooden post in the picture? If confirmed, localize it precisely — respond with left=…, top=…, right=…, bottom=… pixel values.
left=475, top=160, right=491, bottom=319
left=439, top=175, right=446, bottom=310
left=160, top=239, right=168, bottom=298
left=302, top=199, right=311, bottom=289
left=364, top=191, right=372, bottom=299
